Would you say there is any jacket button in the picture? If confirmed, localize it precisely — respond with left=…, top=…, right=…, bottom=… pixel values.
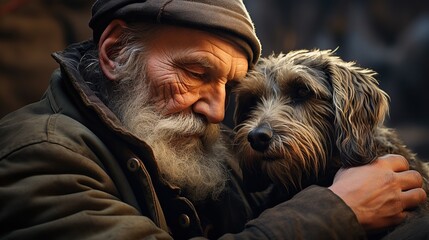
left=127, top=158, right=141, bottom=172
left=178, top=214, right=190, bottom=228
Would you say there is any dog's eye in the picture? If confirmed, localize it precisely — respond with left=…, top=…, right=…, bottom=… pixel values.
left=290, top=85, right=313, bottom=103
left=235, top=94, right=259, bottom=124
left=297, top=87, right=311, bottom=98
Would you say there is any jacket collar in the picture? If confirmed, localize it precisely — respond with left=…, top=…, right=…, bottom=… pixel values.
left=50, top=41, right=171, bottom=185
left=51, top=41, right=126, bottom=137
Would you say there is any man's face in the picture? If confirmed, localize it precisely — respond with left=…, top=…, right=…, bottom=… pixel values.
left=106, top=25, right=249, bottom=201
left=143, top=25, right=249, bottom=123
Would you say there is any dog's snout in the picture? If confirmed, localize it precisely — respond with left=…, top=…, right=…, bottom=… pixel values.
left=247, top=124, right=273, bottom=152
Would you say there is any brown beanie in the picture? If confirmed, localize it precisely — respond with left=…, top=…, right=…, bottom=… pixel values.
left=89, top=0, right=261, bottom=66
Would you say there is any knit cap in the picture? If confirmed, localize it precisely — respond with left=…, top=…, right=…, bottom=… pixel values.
left=89, top=0, right=261, bottom=66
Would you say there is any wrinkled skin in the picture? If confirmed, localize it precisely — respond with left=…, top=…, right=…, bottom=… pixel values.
left=144, top=25, right=249, bottom=123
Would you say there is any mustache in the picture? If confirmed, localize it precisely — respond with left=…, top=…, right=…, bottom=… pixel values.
left=154, top=113, right=220, bottom=141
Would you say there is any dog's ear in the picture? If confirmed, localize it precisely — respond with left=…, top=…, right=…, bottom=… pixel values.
left=325, top=52, right=389, bottom=166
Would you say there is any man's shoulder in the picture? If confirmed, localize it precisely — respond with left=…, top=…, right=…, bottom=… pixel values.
left=0, top=101, right=99, bottom=159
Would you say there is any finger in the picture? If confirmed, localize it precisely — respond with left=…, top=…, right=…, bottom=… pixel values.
left=378, top=154, right=410, bottom=172
left=388, top=211, right=408, bottom=226
left=388, top=211, right=408, bottom=227
left=401, top=188, right=427, bottom=210
left=365, top=211, right=408, bottom=231
left=397, top=170, right=424, bottom=190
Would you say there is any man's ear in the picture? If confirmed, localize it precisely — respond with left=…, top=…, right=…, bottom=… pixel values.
left=98, top=19, right=128, bottom=81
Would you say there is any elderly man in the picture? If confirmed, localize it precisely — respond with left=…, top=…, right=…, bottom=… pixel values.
left=0, top=0, right=426, bottom=239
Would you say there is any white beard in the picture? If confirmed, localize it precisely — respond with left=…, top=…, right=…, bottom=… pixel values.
left=126, top=109, right=229, bottom=202
left=107, top=52, right=229, bottom=202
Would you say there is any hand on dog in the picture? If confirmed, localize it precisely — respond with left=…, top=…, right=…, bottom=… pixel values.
left=329, top=154, right=426, bottom=231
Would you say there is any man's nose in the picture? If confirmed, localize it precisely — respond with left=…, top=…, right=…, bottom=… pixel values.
left=193, top=84, right=226, bottom=123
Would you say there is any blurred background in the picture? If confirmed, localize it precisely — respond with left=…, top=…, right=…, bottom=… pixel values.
left=1, top=0, right=428, bottom=160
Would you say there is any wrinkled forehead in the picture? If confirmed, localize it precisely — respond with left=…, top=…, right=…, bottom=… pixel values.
left=147, top=25, right=249, bottom=79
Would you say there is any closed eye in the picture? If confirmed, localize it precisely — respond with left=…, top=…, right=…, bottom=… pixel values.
left=187, top=70, right=208, bottom=80
left=175, top=55, right=214, bottom=82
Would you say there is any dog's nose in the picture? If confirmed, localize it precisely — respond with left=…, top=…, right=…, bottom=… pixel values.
left=247, top=124, right=273, bottom=152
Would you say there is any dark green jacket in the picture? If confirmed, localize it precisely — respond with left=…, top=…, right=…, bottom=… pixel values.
left=0, top=41, right=366, bottom=239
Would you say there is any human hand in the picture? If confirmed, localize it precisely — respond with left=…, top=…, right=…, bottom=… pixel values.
left=328, top=154, right=426, bottom=231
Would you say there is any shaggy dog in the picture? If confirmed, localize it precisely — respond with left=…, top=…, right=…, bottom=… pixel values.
left=232, top=49, right=429, bottom=218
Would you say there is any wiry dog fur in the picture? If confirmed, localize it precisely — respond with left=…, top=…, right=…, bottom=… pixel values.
left=233, top=49, right=429, bottom=204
